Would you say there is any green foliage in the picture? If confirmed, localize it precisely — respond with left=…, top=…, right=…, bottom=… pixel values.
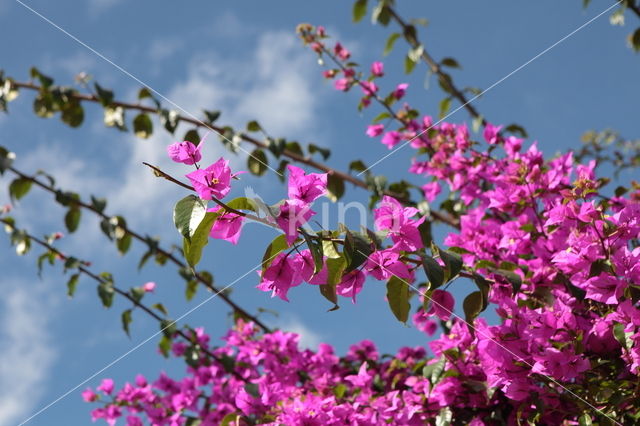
left=98, top=278, right=115, bottom=308
left=261, top=234, right=288, bottom=272
left=352, top=0, right=368, bottom=22
left=326, top=174, right=345, bottom=202
left=183, top=211, right=219, bottom=268
left=307, top=144, right=331, bottom=160
left=9, top=178, right=32, bottom=201
left=121, top=309, right=133, bottom=337
left=0, top=146, right=16, bottom=175
left=383, top=32, right=401, bottom=55
left=386, top=275, right=410, bottom=323
left=247, top=149, right=269, bottom=176
left=133, top=113, right=153, bottom=138
left=422, top=255, right=444, bottom=290
left=173, top=195, right=207, bottom=240
left=343, top=230, right=372, bottom=273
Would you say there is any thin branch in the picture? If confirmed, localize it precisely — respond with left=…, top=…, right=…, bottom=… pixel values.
left=9, top=80, right=459, bottom=229
left=6, top=165, right=272, bottom=333
left=0, top=217, right=250, bottom=382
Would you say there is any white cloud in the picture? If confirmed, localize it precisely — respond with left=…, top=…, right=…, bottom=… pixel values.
left=276, top=315, right=323, bottom=349
left=0, top=280, right=56, bottom=425
left=148, top=38, right=184, bottom=63
left=87, top=0, right=123, bottom=16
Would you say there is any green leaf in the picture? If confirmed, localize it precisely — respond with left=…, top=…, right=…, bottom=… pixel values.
left=307, top=144, right=331, bottom=160
left=184, top=211, right=219, bottom=268
left=417, top=220, right=433, bottom=247
left=65, top=207, right=81, bottom=233
left=440, top=57, right=460, bottom=69
left=267, top=137, right=286, bottom=158
left=383, top=33, right=401, bottom=56
left=185, top=279, right=198, bottom=301
left=261, top=234, right=288, bottom=272
left=200, top=110, right=220, bottom=125
left=159, top=109, right=179, bottom=134
left=30, top=67, right=53, bottom=88
left=116, top=233, right=132, bottom=255
left=422, top=256, right=444, bottom=289
left=173, top=195, right=207, bottom=240
left=326, top=174, right=345, bottom=202
left=352, top=0, right=367, bottom=22
left=349, top=160, right=367, bottom=174
left=344, top=230, right=372, bottom=273
left=631, top=27, right=640, bottom=53
left=97, top=280, right=115, bottom=308
left=152, top=303, right=168, bottom=316
left=578, top=413, right=593, bottom=426
left=320, top=256, right=346, bottom=309
left=371, top=1, right=390, bottom=25
left=435, top=407, right=452, bottom=426
left=9, top=178, right=32, bottom=201
left=504, top=123, right=528, bottom=138
left=226, top=197, right=259, bottom=213
left=463, top=291, right=483, bottom=327
left=121, top=309, right=133, bottom=337
left=301, top=230, right=323, bottom=275
left=422, top=356, right=446, bottom=384
left=61, top=101, right=84, bottom=128
left=372, top=111, right=391, bottom=123
left=94, top=83, right=114, bottom=106
left=0, top=146, right=16, bottom=175
left=132, top=113, right=153, bottom=138
left=439, top=249, right=463, bottom=283
left=246, top=120, right=262, bottom=132
left=386, top=275, right=410, bottom=323
left=438, top=97, right=451, bottom=119
left=67, top=273, right=80, bottom=298
left=404, top=55, right=417, bottom=74
left=496, top=269, right=522, bottom=293
left=613, top=322, right=633, bottom=350
left=247, top=149, right=268, bottom=176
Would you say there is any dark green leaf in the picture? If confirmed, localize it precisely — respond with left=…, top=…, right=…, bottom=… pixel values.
left=383, top=33, right=401, bottom=56
left=159, top=109, right=179, bottom=134
left=326, top=174, right=345, bottom=202
left=404, top=55, right=417, bottom=74
left=132, top=113, right=153, bottom=139
left=246, top=120, right=262, bottom=132
left=61, top=101, right=84, bottom=128
left=440, top=57, right=460, bottom=69
left=202, top=109, right=221, bottom=123
left=422, top=357, right=445, bottom=384
left=371, top=1, right=391, bottom=25
left=97, top=280, right=115, bottom=308
left=0, top=146, right=16, bottom=175
left=285, top=141, right=304, bottom=156
left=121, top=309, right=133, bottom=337
left=308, top=144, right=331, bottom=160
left=185, top=279, right=198, bottom=301
left=247, top=149, right=268, bottom=176
left=438, top=97, right=452, bottom=119
left=94, top=83, right=114, bottom=106
left=65, top=207, right=81, bottom=233
left=344, top=230, right=372, bottom=273
left=440, top=250, right=463, bottom=282
left=116, top=233, right=132, bottom=255
left=352, top=0, right=367, bottom=22
left=301, top=230, right=323, bottom=275
left=422, top=256, right=444, bottom=289
left=152, top=303, right=168, bottom=316
left=9, top=178, right=32, bottom=201
left=267, top=137, right=286, bottom=158
left=463, top=291, right=483, bottom=327
left=631, top=27, right=640, bottom=53
left=504, top=123, right=528, bottom=138
left=496, top=269, right=522, bottom=293
left=349, top=160, right=367, bottom=174
left=173, top=195, right=207, bottom=240
left=386, top=275, right=410, bottom=323
left=30, top=67, right=53, bottom=88
left=67, top=273, right=80, bottom=298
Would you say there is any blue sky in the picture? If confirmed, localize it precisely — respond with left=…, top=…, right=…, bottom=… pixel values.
left=0, top=0, right=638, bottom=424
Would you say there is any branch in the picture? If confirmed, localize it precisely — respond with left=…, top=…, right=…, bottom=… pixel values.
left=0, top=217, right=250, bottom=382
left=9, top=80, right=458, bottom=229
left=385, top=7, right=487, bottom=128
left=6, top=165, right=272, bottom=333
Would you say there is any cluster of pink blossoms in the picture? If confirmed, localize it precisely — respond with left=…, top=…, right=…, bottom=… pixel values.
left=87, top=30, right=640, bottom=424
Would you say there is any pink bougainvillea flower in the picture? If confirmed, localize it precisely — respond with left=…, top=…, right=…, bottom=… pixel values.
left=276, top=199, right=315, bottom=245
left=296, top=249, right=328, bottom=284
left=81, top=388, right=98, bottom=402
left=167, top=133, right=209, bottom=165
left=483, top=123, right=502, bottom=145
left=334, top=78, right=350, bottom=91
left=208, top=206, right=244, bottom=244
left=97, top=378, right=114, bottom=395
left=427, top=290, right=455, bottom=321
left=185, top=157, right=232, bottom=200
left=392, top=83, right=408, bottom=99
left=421, top=181, right=441, bottom=202
left=142, top=282, right=156, bottom=293
left=371, top=61, right=384, bottom=77
left=381, top=131, right=402, bottom=149
left=333, top=42, right=351, bottom=60
left=287, top=165, right=327, bottom=204
left=336, top=270, right=366, bottom=303
left=366, top=124, right=384, bottom=137
left=360, top=81, right=378, bottom=96
left=364, top=249, right=413, bottom=281
left=257, top=252, right=303, bottom=301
